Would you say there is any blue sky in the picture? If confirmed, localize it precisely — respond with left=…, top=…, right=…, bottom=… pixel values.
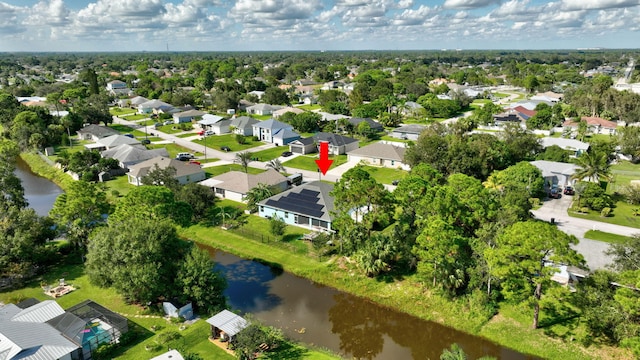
left=0, top=0, right=638, bottom=52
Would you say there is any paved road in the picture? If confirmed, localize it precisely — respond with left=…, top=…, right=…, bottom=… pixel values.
left=531, top=194, right=640, bottom=270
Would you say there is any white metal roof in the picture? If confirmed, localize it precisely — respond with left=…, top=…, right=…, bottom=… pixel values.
left=206, top=310, right=248, bottom=337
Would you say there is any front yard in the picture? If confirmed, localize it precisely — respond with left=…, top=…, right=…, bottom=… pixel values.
left=250, top=145, right=289, bottom=161
left=192, top=134, right=264, bottom=152
left=147, top=143, right=203, bottom=158
left=282, top=154, right=348, bottom=172
left=204, top=164, right=266, bottom=177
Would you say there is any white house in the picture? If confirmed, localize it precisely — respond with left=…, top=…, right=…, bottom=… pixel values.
left=173, top=109, right=205, bottom=124
left=530, top=160, right=581, bottom=187
left=347, top=142, right=410, bottom=171
left=252, top=119, right=292, bottom=143
left=199, top=169, right=288, bottom=203
left=246, top=104, right=282, bottom=116
left=127, top=157, right=205, bottom=186
left=391, top=124, right=427, bottom=141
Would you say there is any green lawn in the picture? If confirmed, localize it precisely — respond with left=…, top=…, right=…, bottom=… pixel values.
left=156, top=123, right=193, bottom=134
left=108, top=124, right=147, bottom=138
left=282, top=154, right=348, bottom=172
left=176, top=132, right=199, bottom=138
left=251, top=114, right=273, bottom=120
left=584, top=230, right=633, bottom=244
left=360, top=165, right=408, bottom=185
left=123, top=114, right=149, bottom=121
left=380, top=135, right=411, bottom=143
left=101, top=175, right=134, bottom=199
left=147, top=143, right=203, bottom=158
left=192, top=134, right=264, bottom=152
left=204, top=164, right=265, bottom=177
left=136, top=119, right=157, bottom=126
left=109, top=108, right=137, bottom=116
left=251, top=146, right=289, bottom=161
left=297, top=104, right=321, bottom=111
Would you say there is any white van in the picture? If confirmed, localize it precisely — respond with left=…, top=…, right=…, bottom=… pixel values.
left=176, top=153, right=194, bottom=160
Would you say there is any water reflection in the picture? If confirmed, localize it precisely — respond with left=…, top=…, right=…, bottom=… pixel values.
left=206, top=246, right=537, bottom=360
left=14, top=157, right=63, bottom=216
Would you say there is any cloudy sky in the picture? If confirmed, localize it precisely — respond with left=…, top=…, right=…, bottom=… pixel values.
left=0, top=0, right=638, bottom=52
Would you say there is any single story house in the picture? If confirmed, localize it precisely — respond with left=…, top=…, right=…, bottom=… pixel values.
left=391, top=124, right=427, bottom=141
left=317, top=112, right=350, bottom=122
left=313, top=132, right=359, bottom=155
left=0, top=299, right=128, bottom=360
left=246, top=104, right=282, bottom=116
left=532, top=91, right=563, bottom=103
left=530, top=160, right=581, bottom=187
left=138, top=99, right=174, bottom=114
left=199, top=169, right=288, bottom=203
left=210, top=119, right=233, bottom=135
left=348, top=117, right=384, bottom=132
left=272, top=106, right=304, bottom=119
left=563, top=117, right=618, bottom=135
left=540, top=137, right=589, bottom=157
left=248, top=90, right=265, bottom=100
left=85, top=134, right=141, bottom=151
left=402, top=101, right=424, bottom=116
left=288, top=137, right=316, bottom=154
left=509, top=100, right=554, bottom=111
left=258, top=181, right=334, bottom=232
left=117, top=95, right=149, bottom=108
left=347, top=142, right=410, bottom=170
left=252, top=119, right=293, bottom=143
left=206, top=310, right=248, bottom=347
left=197, top=114, right=225, bottom=129
left=127, top=156, right=206, bottom=186
left=231, top=116, right=259, bottom=136
left=173, top=109, right=205, bottom=124
left=76, top=124, right=120, bottom=141
left=101, top=144, right=169, bottom=169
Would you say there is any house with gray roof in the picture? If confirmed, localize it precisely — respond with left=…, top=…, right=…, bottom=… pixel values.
left=206, top=310, right=248, bottom=347
left=348, top=117, right=383, bottom=132
left=246, top=103, right=282, bottom=116
left=391, top=124, right=427, bottom=141
left=197, top=114, right=225, bottom=129
left=85, top=134, right=141, bottom=151
left=540, top=137, right=589, bottom=157
left=173, top=109, right=205, bottom=124
left=101, top=144, right=169, bottom=169
left=530, top=160, right=581, bottom=187
left=137, top=99, right=174, bottom=114
left=76, top=124, right=120, bottom=142
left=347, top=142, right=410, bottom=171
left=314, top=132, right=359, bottom=155
left=230, top=116, right=259, bottom=136
left=288, top=137, right=316, bottom=154
left=199, top=169, right=288, bottom=203
left=127, top=156, right=205, bottom=186
left=272, top=128, right=301, bottom=145
left=258, top=181, right=335, bottom=232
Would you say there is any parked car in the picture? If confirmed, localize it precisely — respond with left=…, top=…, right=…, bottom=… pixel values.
left=392, top=180, right=400, bottom=186
left=176, top=152, right=194, bottom=160
left=221, top=146, right=231, bottom=152
left=141, top=139, right=151, bottom=145
left=204, top=130, right=215, bottom=136
left=281, top=151, right=293, bottom=157
left=189, top=160, right=201, bottom=166
left=564, top=186, right=575, bottom=195
left=163, top=120, right=173, bottom=125
left=123, top=133, right=134, bottom=138
left=549, top=188, right=561, bottom=199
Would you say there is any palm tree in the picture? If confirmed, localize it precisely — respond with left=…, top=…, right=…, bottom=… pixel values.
left=265, top=158, right=285, bottom=173
left=245, top=183, right=274, bottom=213
left=235, top=151, right=253, bottom=173
left=572, top=150, right=612, bottom=183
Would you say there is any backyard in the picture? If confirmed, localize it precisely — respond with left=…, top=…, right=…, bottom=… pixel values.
left=192, top=134, right=264, bottom=152
left=360, top=165, right=408, bottom=185
left=204, top=164, right=266, bottom=177
left=155, top=123, right=193, bottom=134
left=109, top=108, right=137, bottom=116
left=282, top=154, right=348, bottom=172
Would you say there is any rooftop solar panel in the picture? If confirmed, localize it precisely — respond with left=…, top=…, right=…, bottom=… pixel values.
left=299, top=189, right=320, bottom=197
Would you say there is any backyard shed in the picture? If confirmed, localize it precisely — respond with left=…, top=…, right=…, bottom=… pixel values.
left=206, top=310, right=248, bottom=345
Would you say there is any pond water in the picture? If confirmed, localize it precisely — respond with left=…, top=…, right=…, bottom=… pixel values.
left=15, top=158, right=537, bottom=359
left=203, top=245, right=537, bottom=360
left=14, top=156, right=63, bottom=216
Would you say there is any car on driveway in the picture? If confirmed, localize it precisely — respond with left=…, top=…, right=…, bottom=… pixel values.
left=549, top=187, right=561, bottom=199
left=281, top=151, right=293, bottom=157
left=564, top=186, right=575, bottom=195
left=221, top=146, right=231, bottom=152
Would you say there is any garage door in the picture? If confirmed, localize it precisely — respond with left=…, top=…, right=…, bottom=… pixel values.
left=291, top=146, right=304, bottom=154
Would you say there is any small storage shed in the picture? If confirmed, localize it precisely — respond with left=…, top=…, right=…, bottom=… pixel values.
left=162, top=302, right=194, bottom=320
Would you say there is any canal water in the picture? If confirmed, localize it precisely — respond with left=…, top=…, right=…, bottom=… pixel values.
left=14, top=157, right=63, bottom=216
left=15, top=158, right=535, bottom=359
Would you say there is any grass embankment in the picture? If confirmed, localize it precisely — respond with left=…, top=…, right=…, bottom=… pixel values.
left=181, top=223, right=619, bottom=360
left=584, top=230, right=634, bottom=244
left=20, top=152, right=75, bottom=190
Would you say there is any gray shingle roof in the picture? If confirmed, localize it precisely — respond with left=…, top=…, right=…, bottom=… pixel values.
left=76, top=125, right=119, bottom=138
left=128, top=156, right=204, bottom=179
left=393, top=124, right=427, bottom=134
left=314, top=132, right=358, bottom=147
left=201, top=169, right=287, bottom=195
left=347, top=142, right=406, bottom=162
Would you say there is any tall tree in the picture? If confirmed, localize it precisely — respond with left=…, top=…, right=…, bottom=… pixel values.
left=50, top=180, right=109, bottom=251
left=265, top=159, right=285, bottom=173
left=572, top=150, right=611, bottom=183
left=485, top=221, right=583, bottom=329
left=141, top=164, right=180, bottom=191
left=235, top=151, right=253, bottom=173
left=111, top=186, right=192, bottom=227
left=177, top=245, right=227, bottom=314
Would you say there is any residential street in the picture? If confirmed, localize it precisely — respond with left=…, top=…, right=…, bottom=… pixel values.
left=531, top=194, right=639, bottom=270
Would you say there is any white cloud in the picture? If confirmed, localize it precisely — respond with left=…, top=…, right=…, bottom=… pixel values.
left=561, top=0, right=640, bottom=11
left=25, top=0, right=70, bottom=26
left=392, top=5, right=435, bottom=25
left=443, top=0, right=501, bottom=9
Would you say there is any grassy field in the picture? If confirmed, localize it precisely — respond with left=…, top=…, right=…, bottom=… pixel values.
left=584, top=230, right=633, bottom=244
left=176, top=132, right=198, bottom=138
left=156, top=123, right=193, bottom=134
left=380, top=135, right=412, bottom=143
left=192, top=134, right=263, bottom=152
left=360, top=165, right=408, bottom=185
left=250, top=145, right=289, bottom=161
left=123, top=114, right=149, bottom=121
left=282, top=154, right=348, bottom=171
left=250, top=114, right=273, bottom=120
left=110, top=108, right=137, bottom=116
left=109, top=124, right=147, bottom=138
left=147, top=143, right=203, bottom=158
left=204, top=164, right=266, bottom=177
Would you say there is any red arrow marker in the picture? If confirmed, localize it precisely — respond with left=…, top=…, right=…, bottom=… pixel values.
left=315, top=141, right=333, bottom=175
